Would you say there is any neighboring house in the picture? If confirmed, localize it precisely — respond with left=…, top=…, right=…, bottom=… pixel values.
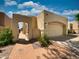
left=0, top=12, right=12, bottom=31
left=0, top=12, right=18, bottom=41
left=0, top=10, right=68, bottom=41
left=68, top=21, right=78, bottom=34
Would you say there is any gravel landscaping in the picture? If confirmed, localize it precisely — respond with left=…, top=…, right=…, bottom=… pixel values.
left=0, top=45, right=14, bottom=59
left=1, top=35, right=79, bottom=59
left=9, top=37, right=79, bottom=59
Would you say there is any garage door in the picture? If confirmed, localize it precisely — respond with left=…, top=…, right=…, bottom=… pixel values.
left=45, top=23, right=63, bottom=37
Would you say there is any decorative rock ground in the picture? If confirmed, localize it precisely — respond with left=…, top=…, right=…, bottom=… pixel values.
left=0, top=45, right=14, bottom=59
left=9, top=41, right=79, bottom=59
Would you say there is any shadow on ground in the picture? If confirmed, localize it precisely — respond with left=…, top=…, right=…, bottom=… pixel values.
left=50, top=35, right=78, bottom=41
left=42, top=47, right=79, bottom=59
left=40, top=41, right=79, bottom=59
left=16, top=38, right=37, bottom=44
left=16, top=34, right=78, bottom=44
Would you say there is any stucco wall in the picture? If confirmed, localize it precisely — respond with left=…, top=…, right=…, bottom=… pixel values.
left=36, top=10, right=68, bottom=37
left=37, top=11, right=44, bottom=30
left=4, top=14, right=12, bottom=28
left=31, top=17, right=41, bottom=39
left=37, top=11, right=45, bottom=36
left=44, top=11, right=68, bottom=36
left=13, top=14, right=41, bottom=40
left=0, top=12, right=5, bottom=31
left=13, top=14, right=30, bottom=40
left=0, top=12, right=5, bottom=26
left=44, top=10, right=67, bottom=25
left=4, top=13, right=18, bottom=41
left=0, top=12, right=12, bottom=28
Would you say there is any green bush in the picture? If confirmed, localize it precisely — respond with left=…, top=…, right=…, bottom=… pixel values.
left=0, top=28, right=13, bottom=46
left=44, top=35, right=51, bottom=44
left=38, top=35, right=51, bottom=47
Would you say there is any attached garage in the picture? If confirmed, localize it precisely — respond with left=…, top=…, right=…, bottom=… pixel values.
left=45, top=22, right=64, bottom=37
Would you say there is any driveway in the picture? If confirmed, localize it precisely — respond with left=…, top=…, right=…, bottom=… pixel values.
left=50, top=35, right=78, bottom=41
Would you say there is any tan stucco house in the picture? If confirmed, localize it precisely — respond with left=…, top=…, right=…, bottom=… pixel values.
left=37, top=10, right=68, bottom=38
left=0, top=10, right=68, bottom=41
left=68, top=21, right=79, bottom=34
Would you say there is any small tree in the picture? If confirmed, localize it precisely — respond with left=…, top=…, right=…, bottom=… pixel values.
left=75, top=14, right=79, bottom=33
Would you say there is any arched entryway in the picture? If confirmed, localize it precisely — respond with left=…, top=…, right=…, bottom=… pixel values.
left=12, top=14, right=41, bottom=42
left=12, top=14, right=30, bottom=41
left=18, top=22, right=29, bottom=41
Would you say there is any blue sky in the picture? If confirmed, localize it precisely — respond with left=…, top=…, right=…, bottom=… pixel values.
left=0, top=0, right=79, bottom=21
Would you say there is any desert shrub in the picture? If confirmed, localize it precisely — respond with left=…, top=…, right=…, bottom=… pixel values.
left=44, top=35, right=51, bottom=44
left=38, top=35, right=51, bottom=47
left=68, top=29, right=76, bottom=34
left=68, top=30, right=72, bottom=34
left=0, top=28, right=13, bottom=46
